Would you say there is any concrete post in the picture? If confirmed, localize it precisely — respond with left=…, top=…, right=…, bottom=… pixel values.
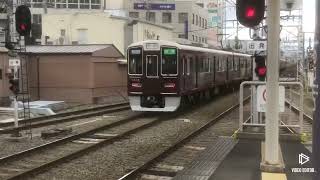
left=265, top=0, right=280, bottom=165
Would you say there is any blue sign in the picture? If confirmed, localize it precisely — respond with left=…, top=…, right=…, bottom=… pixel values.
left=134, top=3, right=175, bottom=10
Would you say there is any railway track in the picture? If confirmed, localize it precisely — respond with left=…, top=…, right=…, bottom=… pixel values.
left=284, top=100, right=313, bottom=134
left=0, top=92, right=250, bottom=180
left=0, top=102, right=130, bottom=134
left=0, top=112, right=163, bottom=180
left=118, top=97, right=250, bottom=180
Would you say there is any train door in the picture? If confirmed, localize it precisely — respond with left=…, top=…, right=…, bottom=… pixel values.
left=142, top=53, right=161, bottom=94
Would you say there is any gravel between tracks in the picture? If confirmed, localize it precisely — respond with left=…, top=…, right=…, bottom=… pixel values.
left=26, top=90, right=249, bottom=180
left=0, top=110, right=136, bottom=158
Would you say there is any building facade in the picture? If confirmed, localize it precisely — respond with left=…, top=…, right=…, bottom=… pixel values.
left=41, top=12, right=173, bottom=54
left=126, top=0, right=209, bottom=47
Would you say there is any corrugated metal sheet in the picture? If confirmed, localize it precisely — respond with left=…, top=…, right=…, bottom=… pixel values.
left=25, top=45, right=113, bottom=54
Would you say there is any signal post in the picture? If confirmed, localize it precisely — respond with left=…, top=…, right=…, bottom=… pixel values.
left=236, top=0, right=283, bottom=172
left=5, top=4, right=31, bottom=138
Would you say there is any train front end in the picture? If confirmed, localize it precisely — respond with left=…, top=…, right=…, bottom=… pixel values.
left=127, top=41, right=181, bottom=112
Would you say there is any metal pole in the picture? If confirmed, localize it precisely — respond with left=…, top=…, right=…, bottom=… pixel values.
left=312, top=0, right=320, bottom=178
left=265, top=0, right=280, bottom=165
left=13, top=96, right=18, bottom=128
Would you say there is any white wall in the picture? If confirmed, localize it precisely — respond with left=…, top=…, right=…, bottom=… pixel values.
left=42, top=13, right=173, bottom=54
left=42, top=13, right=126, bottom=54
left=133, top=22, right=173, bottom=42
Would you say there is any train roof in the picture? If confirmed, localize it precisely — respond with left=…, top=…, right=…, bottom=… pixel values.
left=128, top=40, right=252, bottom=57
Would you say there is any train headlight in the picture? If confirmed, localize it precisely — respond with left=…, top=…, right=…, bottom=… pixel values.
left=131, top=83, right=142, bottom=88
left=164, top=83, right=176, bottom=88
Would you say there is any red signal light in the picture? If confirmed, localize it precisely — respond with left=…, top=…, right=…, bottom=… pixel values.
left=258, top=67, right=266, bottom=76
left=20, top=24, right=26, bottom=31
left=236, top=0, right=265, bottom=28
left=245, top=6, right=256, bottom=18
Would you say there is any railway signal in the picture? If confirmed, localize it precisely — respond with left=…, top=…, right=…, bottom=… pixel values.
left=15, top=5, right=31, bottom=36
left=255, top=55, right=266, bottom=81
left=236, top=0, right=265, bottom=28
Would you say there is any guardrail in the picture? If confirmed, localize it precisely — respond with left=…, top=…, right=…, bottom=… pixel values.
left=239, top=81, right=303, bottom=133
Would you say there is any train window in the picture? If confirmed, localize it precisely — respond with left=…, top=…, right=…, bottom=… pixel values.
left=161, top=48, right=178, bottom=75
left=217, top=57, right=222, bottom=72
left=187, top=57, right=191, bottom=75
left=228, top=57, right=233, bottom=71
left=204, top=58, right=209, bottom=72
left=233, top=58, right=237, bottom=70
left=128, top=48, right=143, bottom=75
left=146, top=55, right=158, bottom=77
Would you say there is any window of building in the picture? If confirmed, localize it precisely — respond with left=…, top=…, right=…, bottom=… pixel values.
left=32, top=0, right=43, bottom=8
left=77, top=29, right=88, bottom=44
left=56, top=0, right=67, bottom=8
left=178, top=34, right=185, bottom=39
left=80, top=0, right=89, bottom=9
left=199, top=17, right=201, bottom=27
left=195, top=36, right=198, bottom=42
left=192, top=35, right=194, bottom=41
left=178, top=13, right=188, bottom=24
left=205, top=19, right=207, bottom=29
left=61, top=29, right=66, bottom=36
left=196, top=15, right=198, bottom=25
left=68, top=0, right=79, bottom=9
left=32, top=14, right=42, bottom=24
left=192, top=14, right=195, bottom=24
left=162, top=12, right=172, bottom=23
left=202, top=18, right=204, bottom=28
left=129, top=12, right=139, bottom=18
left=146, top=12, right=156, bottom=22
left=91, top=0, right=101, bottom=9
left=0, top=69, right=2, bottom=80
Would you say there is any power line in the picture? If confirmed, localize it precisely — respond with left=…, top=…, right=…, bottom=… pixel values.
left=173, top=25, right=220, bottom=34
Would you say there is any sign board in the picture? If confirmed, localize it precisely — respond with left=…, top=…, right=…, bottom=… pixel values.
left=134, top=3, right=175, bottom=10
left=247, top=41, right=267, bottom=51
left=257, top=85, right=285, bottom=112
left=9, top=59, right=20, bottom=67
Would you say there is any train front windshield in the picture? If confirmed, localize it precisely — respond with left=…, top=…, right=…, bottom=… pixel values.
left=128, top=48, right=143, bottom=75
left=161, top=48, right=178, bottom=75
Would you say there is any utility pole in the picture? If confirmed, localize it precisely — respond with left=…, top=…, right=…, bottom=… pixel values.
left=313, top=0, right=320, bottom=178
left=264, top=0, right=280, bottom=165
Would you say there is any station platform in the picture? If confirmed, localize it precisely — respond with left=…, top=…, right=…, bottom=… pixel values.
left=173, top=137, right=314, bottom=180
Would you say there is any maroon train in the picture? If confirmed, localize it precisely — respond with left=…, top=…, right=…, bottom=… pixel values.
left=127, top=40, right=252, bottom=112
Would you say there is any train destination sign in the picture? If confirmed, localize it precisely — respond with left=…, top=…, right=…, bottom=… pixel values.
left=163, top=48, right=176, bottom=55
left=131, top=49, right=141, bottom=55
left=134, top=3, right=175, bottom=10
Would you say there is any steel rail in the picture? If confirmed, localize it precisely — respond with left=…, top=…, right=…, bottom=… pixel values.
left=5, top=116, right=161, bottom=180
left=0, top=102, right=130, bottom=134
left=118, top=96, right=251, bottom=180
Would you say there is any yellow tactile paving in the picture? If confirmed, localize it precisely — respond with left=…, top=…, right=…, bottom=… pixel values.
left=262, top=172, right=287, bottom=180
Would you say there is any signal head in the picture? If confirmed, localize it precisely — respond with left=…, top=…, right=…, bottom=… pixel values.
left=236, top=0, right=265, bottom=28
